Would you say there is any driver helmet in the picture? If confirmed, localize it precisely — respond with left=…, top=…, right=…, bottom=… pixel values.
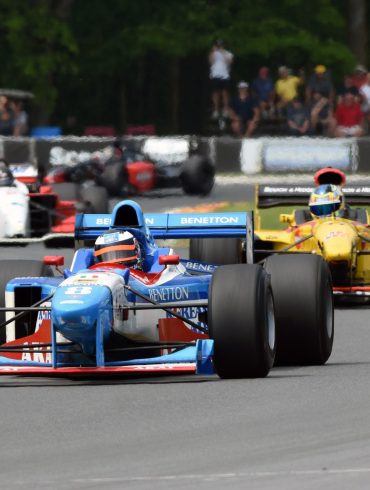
left=0, top=160, right=14, bottom=187
left=94, top=230, right=141, bottom=267
left=309, top=184, right=344, bottom=217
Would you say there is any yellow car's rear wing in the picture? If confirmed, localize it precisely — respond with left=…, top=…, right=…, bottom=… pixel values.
left=256, top=184, right=370, bottom=209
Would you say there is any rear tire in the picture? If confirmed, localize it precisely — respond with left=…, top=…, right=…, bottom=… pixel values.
left=50, top=183, right=80, bottom=201
left=99, top=161, right=128, bottom=197
left=190, top=238, right=242, bottom=265
left=208, top=264, right=275, bottom=378
left=80, top=186, right=109, bottom=213
left=180, top=155, right=215, bottom=195
left=264, top=254, right=333, bottom=365
left=0, top=260, right=54, bottom=343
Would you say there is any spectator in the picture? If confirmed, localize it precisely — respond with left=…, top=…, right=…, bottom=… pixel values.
left=10, top=100, right=28, bottom=136
left=359, top=72, right=370, bottom=128
left=229, top=81, right=260, bottom=137
left=337, top=75, right=359, bottom=105
left=306, top=65, right=334, bottom=102
left=333, top=90, right=365, bottom=137
left=286, top=97, right=310, bottom=136
left=0, top=96, right=14, bottom=136
left=275, top=66, right=304, bottom=111
left=309, top=91, right=334, bottom=136
left=209, top=39, right=234, bottom=119
left=251, top=66, right=275, bottom=118
left=350, top=64, right=368, bottom=91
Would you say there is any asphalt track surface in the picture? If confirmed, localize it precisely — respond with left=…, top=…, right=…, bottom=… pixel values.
left=0, top=181, right=369, bottom=489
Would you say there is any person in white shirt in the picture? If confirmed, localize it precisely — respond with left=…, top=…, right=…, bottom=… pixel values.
left=209, top=39, right=233, bottom=119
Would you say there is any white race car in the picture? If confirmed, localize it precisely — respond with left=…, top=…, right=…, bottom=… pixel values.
left=0, top=162, right=30, bottom=238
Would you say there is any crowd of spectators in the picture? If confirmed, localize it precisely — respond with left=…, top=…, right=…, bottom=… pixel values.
left=0, top=95, right=28, bottom=136
left=209, top=46, right=370, bottom=139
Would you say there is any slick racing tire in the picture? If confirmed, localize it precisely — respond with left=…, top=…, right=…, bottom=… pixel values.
left=99, top=161, right=128, bottom=197
left=264, top=254, right=333, bottom=365
left=189, top=238, right=242, bottom=265
left=80, top=185, right=109, bottom=213
left=0, top=260, right=54, bottom=343
left=50, top=182, right=80, bottom=201
left=180, top=155, right=215, bottom=196
left=208, top=264, right=275, bottom=378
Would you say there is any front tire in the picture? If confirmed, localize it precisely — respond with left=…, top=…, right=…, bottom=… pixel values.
left=208, top=264, right=275, bottom=378
left=0, top=260, right=54, bottom=343
left=264, top=254, right=333, bottom=365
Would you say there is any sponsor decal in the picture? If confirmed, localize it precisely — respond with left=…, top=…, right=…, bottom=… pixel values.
left=59, top=300, right=84, bottom=304
left=184, top=261, right=216, bottom=273
left=324, top=231, right=347, bottom=240
left=21, top=342, right=51, bottom=363
left=263, top=139, right=355, bottom=172
left=102, top=233, right=120, bottom=244
left=64, top=286, right=92, bottom=295
left=180, top=216, right=239, bottom=225
left=343, top=187, right=370, bottom=194
left=262, top=186, right=314, bottom=194
left=35, top=306, right=51, bottom=331
left=148, top=286, right=189, bottom=302
left=96, top=218, right=111, bottom=225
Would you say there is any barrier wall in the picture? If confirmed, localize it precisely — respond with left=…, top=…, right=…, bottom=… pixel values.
left=0, top=135, right=370, bottom=173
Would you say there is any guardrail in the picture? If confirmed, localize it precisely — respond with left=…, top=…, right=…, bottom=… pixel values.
left=0, top=135, right=369, bottom=174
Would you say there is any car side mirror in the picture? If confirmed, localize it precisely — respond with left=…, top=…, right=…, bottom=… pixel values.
left=159, top=255, right=180, bottom=266
left=279, top=213, right=294, bottom=225
left=44, top=255, right=64, bottom=266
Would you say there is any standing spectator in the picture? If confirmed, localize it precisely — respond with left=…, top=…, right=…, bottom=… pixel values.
left=309, top=91, right=334, bottom=136
left=350, top=65, right=368, bottom=91
left=275, top=66, right=304, bottom=111
left=209, top=39, right=233, bottom=119
left=286, top=97, right=310, bottom=136
left=0, top=96, right=14, bottom=136
left=10, top=100, right=28, bottom=136
left=306, top=65, right=334, bottom=102
left=251, top=66, right=275, bottom=118
left=229, top=81, right=260, bottom=137
left=359, top=72, right=370, bottom=128
left=333, top=90, right=365, bottom=137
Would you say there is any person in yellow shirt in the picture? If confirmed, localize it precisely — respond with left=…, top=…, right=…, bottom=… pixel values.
left=275, top=66, right=304, bottom=111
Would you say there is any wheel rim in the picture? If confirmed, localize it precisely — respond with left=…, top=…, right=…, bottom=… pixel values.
left=266, top=289, right=275, bottom=351
left=325, top=281, right=334, bottom=339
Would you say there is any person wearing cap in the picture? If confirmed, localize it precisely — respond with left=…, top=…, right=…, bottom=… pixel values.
left=306, top=65, right=334, bottom=102
left=229, top=81, right=260, bottom=137
left=350, top=65, right=368, bottom=90
left=275, top=66, right=304, bottom=111
left=251, top=67, right=275, bottom=118
left=209, top=39, right=234, bottom=119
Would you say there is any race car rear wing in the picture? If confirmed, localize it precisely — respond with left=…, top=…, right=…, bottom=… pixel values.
left=0, top=233, right=74, bottom=246
left=257, top=183, right=370, bottom=208
left=75, top=210, right=255, bottom=263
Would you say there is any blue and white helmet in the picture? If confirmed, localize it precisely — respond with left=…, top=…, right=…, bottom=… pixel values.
left=309, top=184, right=344, bottom=217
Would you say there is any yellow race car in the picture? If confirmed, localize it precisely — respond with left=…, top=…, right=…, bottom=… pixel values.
left=255, top=169, right=370, bottom=301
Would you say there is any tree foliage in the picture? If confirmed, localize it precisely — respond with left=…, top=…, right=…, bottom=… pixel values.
left=0, top=0, right=366, bottom=133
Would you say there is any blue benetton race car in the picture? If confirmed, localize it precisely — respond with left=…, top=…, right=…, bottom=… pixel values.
left=0, top=199, right=333, bottom=379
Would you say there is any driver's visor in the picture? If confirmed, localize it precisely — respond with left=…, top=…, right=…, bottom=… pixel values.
left=310, top=202, right=340, bottom=217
